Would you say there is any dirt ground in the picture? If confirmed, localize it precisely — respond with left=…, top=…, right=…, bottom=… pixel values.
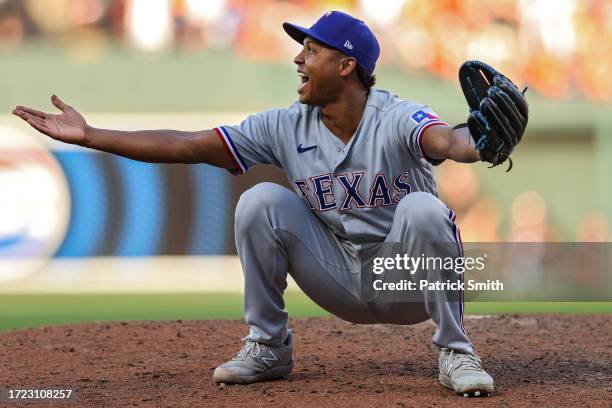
left=0, top=315, right=610, bottom=407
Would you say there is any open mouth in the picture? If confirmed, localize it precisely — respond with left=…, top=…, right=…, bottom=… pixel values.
left=298, top=72, right=309, bottom=93
left=298, top=71, right=310, bottom=94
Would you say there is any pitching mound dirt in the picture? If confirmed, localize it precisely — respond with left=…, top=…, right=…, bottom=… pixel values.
left=1, top=315, right=610, bottom=407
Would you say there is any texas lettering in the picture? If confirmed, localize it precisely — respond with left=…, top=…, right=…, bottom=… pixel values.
left=294, top=171, right=412, bottom=211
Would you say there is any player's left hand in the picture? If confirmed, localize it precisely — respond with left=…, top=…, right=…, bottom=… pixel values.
left=458, top=60, right=529, bottom=171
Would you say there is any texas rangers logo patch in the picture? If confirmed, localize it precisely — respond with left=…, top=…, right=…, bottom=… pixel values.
left=410, top=110, right=438, bottom=124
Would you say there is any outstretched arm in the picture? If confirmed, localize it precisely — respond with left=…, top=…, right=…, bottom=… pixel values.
left=12, top=95, right=236, bottom=169
left=420, top=124, right=480, bottom=164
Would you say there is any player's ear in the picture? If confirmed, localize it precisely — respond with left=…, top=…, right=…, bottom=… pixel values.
left=338, top=57, right=357, bottom=78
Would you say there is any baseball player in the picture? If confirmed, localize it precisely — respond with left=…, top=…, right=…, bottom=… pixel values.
left=13, top=11, right=528, bottom=397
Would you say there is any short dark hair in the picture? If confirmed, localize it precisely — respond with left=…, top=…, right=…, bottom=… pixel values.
left=356, top=64, right=376, bottom=89
left=332, top=48, right=376, bottom=89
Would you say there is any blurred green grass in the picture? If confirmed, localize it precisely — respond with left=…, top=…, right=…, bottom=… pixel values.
left=0, top=293, right=609, bottom=332
left=0, top=293, right=328, bottom=332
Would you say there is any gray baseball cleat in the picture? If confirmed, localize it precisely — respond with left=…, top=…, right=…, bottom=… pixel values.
left=213, top=332, right=294, bottom=384
left=439, top=348, right=494, bottom=397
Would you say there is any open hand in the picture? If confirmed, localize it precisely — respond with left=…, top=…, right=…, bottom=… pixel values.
left=12, top=95, right=88, bottom=145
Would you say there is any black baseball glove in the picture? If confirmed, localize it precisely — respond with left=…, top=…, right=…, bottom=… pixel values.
left=458, top=60, right=529, bottom=171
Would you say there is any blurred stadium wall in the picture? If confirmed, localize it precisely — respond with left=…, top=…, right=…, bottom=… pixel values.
left=1, top=0, right=611, bottom=292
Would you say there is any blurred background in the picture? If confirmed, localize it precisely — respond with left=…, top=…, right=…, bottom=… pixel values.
left=1, top=0, right=611, bottom=329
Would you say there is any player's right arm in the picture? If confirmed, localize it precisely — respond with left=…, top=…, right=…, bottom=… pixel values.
left=12, top=95, right=236, bottom=170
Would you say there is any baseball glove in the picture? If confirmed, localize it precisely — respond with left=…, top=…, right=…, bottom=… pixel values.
left=458, top=60, right=529, bottom=171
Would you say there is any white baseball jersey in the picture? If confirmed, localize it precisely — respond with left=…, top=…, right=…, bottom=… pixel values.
left=214, top=89, right=448, bottom=243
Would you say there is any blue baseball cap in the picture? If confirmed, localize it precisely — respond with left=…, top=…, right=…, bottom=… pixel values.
left=283, top=11, right=380, bottom=75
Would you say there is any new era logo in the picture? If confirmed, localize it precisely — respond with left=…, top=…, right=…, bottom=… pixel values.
left=344, top=40, right=353, bottom=50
